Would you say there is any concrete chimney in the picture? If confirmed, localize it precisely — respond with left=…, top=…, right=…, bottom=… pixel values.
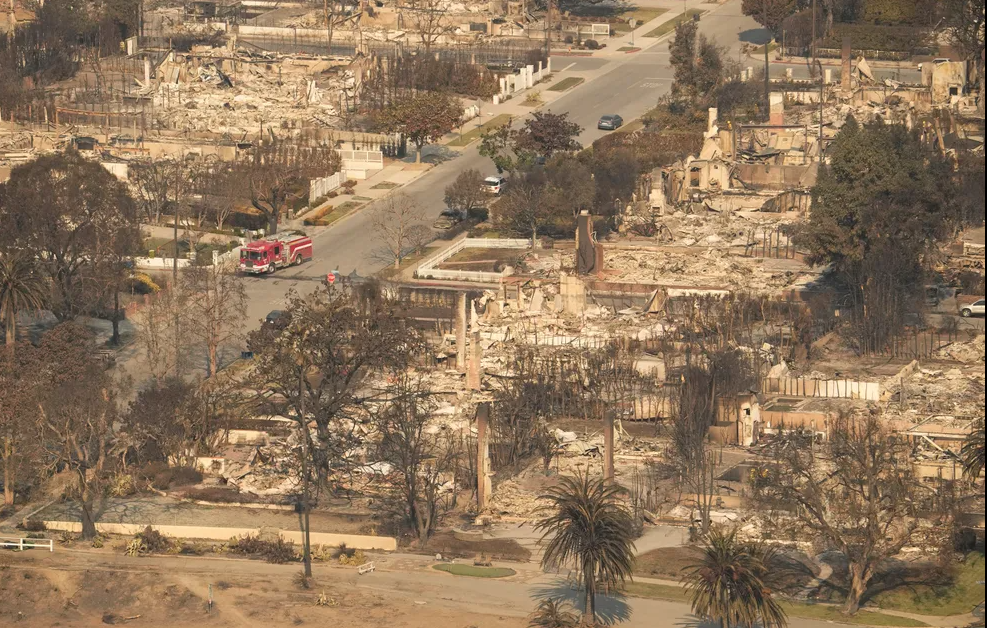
left=455, top=292, right=467, bottom=372
left=476, top=403, right=492, bottom=511
left=467, top=331, right=482, bottom=390
left=769, top=92, right=785, bottom=125
left=707, top=107, right=718, bottom=134
left=841, top=37, right=852, bottom=91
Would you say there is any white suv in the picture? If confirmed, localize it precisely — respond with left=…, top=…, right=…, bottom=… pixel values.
left=483, top=176, right=506, bottom=195
left=960, top=299, right=985, bottom=317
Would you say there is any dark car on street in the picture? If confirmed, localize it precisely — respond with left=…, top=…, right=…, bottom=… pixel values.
left=598, top=114, right=624, bottom=131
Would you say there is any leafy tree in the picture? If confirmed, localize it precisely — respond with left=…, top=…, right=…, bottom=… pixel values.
left=245, top=138, right=340, bottom=234
left=592, top=148, right=639, bottom=215
left=757, top=412, right=950, bottom=614
left=527, top=598, right=580, bottom=628
left=120, top=378, right=225, bottom=467
left=0, top=152, right=141, bottom=321
left=669, top=20, right=726, bottom=111
left=683, top=527, right=787, bottom=628
left=742, top=0, right=798, bottom=34
left=496, top=171, right=557, bottom=243
left=30, top=323, right=117, bottom=539
left=545, top=155, right=596, bottom=217
left=536, top=472, right=636, bottom=624
left=514, top=111, right=582, bottom=157
left=0, top=251, right=48, bottom=349
left=0, top=347, right=41, bottom=506
left=797, top=119, right=956, bottom=349
left=248, top=288, right=422, bottom=574
left=961, top=419, right=985, bottom=479
left=376, top=91, right=463, bottom=163
left=479, top=121, right=530, bottom=174
left=444, top=169, right=487, bottom=216
left=670, top=21, right=699, bottom=99
left=940, top=0, right=985, bottom=113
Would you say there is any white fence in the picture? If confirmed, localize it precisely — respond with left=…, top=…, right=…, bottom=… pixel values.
left=761, top=377, right=880, bottom=401
left=415, top=237, right=530, bottom=283
left=338, top=149, right=384, bottom=165
left=310, top=171, right=345, bottom=200
left=495, top=59, right=551, bottom=103
left=1, top=537, right=54, bottom=551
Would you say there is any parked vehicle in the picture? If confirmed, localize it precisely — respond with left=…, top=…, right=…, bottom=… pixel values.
left=239, top=234, right=313, bottom=274
left=433, top=209, right=464, bottom=230
left=960, top=298, right=985, bottom=317
left=484, top=176, right=507, bottom=194
left=597, top=114, right=624, bottom=130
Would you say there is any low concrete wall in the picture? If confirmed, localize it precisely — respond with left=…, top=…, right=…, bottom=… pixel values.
left=42, top=521, right=397, bottom=551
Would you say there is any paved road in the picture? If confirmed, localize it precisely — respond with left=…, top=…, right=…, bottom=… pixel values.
left=239, top=0, right=761, bottom=328
left=14, top=547, right=871, bottom=628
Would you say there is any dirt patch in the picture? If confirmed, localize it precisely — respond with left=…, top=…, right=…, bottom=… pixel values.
left=424, top=532, right=532, bottom=563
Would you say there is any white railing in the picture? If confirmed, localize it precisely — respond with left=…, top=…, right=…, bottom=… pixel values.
left=0, top=538, right=54, bottom=552
left=310, top=171, right=345, bottom=200
left=415, top=237, right=530, bottom=283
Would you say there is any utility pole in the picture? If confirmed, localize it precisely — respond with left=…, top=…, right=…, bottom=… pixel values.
left=299, top=361, right=312, bottom=577
left=811, top=0, right=816, bottom=63
left=763, top=4, right=770, bottom=122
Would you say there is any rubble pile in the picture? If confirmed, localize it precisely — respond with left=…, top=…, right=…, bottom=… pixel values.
left=884, top=364, right=986, bottom=419
left=601, top=248, right=813, bottom=293
left=145, top=50, right=353, bottom=135
left=933, top=334, right=986, bottom=364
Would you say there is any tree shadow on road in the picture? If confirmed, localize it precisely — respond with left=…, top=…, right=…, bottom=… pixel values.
left=739, top=27, right=773, bottom=46
left=530, top=580, right=632, bottom=626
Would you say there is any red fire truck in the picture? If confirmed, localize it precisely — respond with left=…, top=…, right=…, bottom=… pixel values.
left=238, top=234, right=314, bottom=274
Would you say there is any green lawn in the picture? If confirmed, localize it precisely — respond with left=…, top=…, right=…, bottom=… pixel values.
left=644, top=9, right=705, bottom=38
left=548, top=76, right=585, bottom=92
left=871, top=552, right=985, bottom=617
left=448, top=114, right=513, bottom=147
left=370, top=181, right=399, bottom=190
left=432, top=563, right=516, bottom=578
left=624, top=582, right=929, bottom=627
left=612, top=7, right=668, bottom=32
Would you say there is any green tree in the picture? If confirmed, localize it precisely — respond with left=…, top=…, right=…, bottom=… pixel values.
left=0, top=152, right=140, bottom=321
left=0, top=251, right=48, bottom=349
left=527, top=598, right=580, bottom=628
left=940, top=0, right=985, bottom=113
left=742, top=0, right=798, bottom=34
left=683, top=527, right=787, bottom=628
left=444, top=169, right=487, bottom=216
left=797, top=118, right=955, bottom=349
left=514, top=111, right=582, bottom=157
left=376, top=91, right=463, bottom=162
left=961, top=419, right=985, bottom=479
left=536, top=472, right=636, bottom=624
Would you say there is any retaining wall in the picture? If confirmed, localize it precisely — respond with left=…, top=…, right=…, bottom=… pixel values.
left=42, top=521, right=397, bottom=551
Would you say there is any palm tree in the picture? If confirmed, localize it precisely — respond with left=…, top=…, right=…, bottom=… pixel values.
left=961, top=419, right=985, bottom=480
left=536, top=472, right=636, bottom=625
left=683, top=527, right=787, bottom=628
left=0, top=252, right=48, bottom=350
left=528, top=599, right=580, bottom=628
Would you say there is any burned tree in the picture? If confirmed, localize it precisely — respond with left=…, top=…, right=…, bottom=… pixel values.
left=183, top=262, right=248, bottom=377
left=756, top=412, right=951, bottom=615
left=373, top=373, right=460, bottom=546
left=247, top=287, right=422, bottom=574
left=404, top=0, right=455, bottom=52
left=30, top=323, right=117, bottom=539
left=370, top=193, right=430, bottom=269
left=244, top=138, right=341, bottom=234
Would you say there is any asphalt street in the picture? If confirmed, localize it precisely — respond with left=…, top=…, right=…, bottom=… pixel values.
left=238, top=0, right=766, bottom=329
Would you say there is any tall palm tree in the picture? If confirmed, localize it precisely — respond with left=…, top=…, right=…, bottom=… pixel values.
left=528, top=598, right=580, bottom=628
left=0, top=252, right=48, bottom=350
left=683, top=527, right=787, bottom=628
left=961, top=419, right=985, bottom=480
left=536, top=472, right=636, bottom=625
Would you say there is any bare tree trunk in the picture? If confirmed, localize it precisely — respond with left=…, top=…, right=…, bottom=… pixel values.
left=3, top=437, right=14, bottom=506
left=269, top=211, right=280, bottom=235
left=79, top=476, right=98, bottom=540
left=111, top=288, right=121, bottom=346
left=4, top=318, right=14, bottom=347
left=844, top=562, right=868, bottom=615
left=583, top=558, right=596, bottom=624
left=208, top=335, right=218, bottom=378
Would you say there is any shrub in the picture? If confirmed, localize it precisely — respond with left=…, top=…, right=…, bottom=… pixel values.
left=108, top=473, right=138, bottom=497
left=467, top=206, right=489, bottom=222
left=564, top=34, right=574, bottom=44
left=148, top=465, right=202, bottom=490
left=584, top=39, right=600, bottom=50
left=21, top=519, right=46, bottom=532
left=303, top=204, right=335, bottom=226
left=136, top=526, right=175, bottom=554
left=129, top=272, right=160, bottom=295
left=264, top=536, right=298, bottom=564
left=226, top=534, right=267, bottom=556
